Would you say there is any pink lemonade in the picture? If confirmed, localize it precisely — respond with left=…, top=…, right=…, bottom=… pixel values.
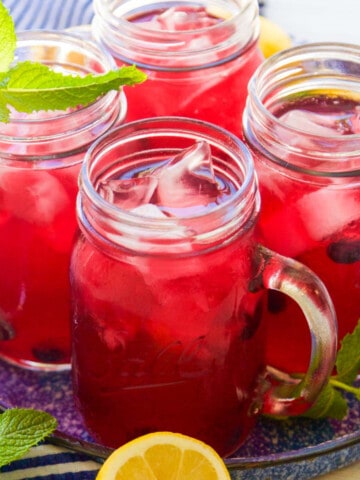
left=0, top=164, right=79, bottom=365
left=71, top=226, right=264, bottom=455
left=71, top=132, right=266, bottom=456
left=71, top=118, right=337, bottom=455
left=253, top=93, right=360, bottom=373
left=93, top=1, right=263, bottom=137
left=0, top=31, right=125, bottom=370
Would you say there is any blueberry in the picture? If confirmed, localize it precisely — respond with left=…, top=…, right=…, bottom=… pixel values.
left=267, top=290, right=287, bottom=314
left=32, top=346, right=66, bottom=363
left=0, top=313, right=15, bottom=340
left=327, top=240, right=360, bottom=264
left=241, top=301, right=263, bottom=340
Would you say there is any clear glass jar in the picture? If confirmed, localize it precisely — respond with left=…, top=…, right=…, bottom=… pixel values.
left=71, top=117, right=336, bottom=456
left=0, top=30, right=127, bottom=371
left=243, top=42, right=360, bottom=373
left=91, top=0, right=263, bottom=137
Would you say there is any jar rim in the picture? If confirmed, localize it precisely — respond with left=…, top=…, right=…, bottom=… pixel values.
left=0, top=30, right=126, bottom=159
left=244, top=42, right=360, bottom=175
left=92, top=0, right=260, bottom=69
left=5, top=29, right=120, bottom=125
left=81, top=116, right=257, bottom=225
left=249, top=41, right=360, bottom=141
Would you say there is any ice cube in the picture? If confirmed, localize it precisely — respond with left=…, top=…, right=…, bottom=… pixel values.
left=131, top=203, right=168, bottom=218
left=98, top=176, right=158, bottom=210
left=144, top=6, right=219, bottom=32
left=130, top=203, right=192, bottom=255
left=0, top=169, right=70, bottom=224
left=341, top=105, right=360, bottom=134
left=297, top=187, right=360, bottom=241
left=77, top=250, right=155, bottom=351
left=260, top=185, right=360, bottom=258
left=280, top=108, right=360, bottom=136
left=156, top=141, right=220, bottom=216
left=140, top=6, right=229, bottom=57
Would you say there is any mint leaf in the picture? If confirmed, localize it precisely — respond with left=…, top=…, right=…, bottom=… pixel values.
left=300, top=383, right=348, bottom=420
left=335, top=319, right=360, bottom=384
left=266, top=319, right=360, bottom=422
left=0, top=61, right=147, bottom=122
left=0, top=0, right=146, bottom=122
left=0, top=1, right=16, bottom=72
left=0, top=408, right=57, bottom=468
left=0, top=96, right=8, bottom=123
left=298, top=318, right=360, bottom=420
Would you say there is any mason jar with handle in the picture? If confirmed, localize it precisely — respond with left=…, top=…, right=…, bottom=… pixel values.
left=70, top=117, right=337, bottom=456
left=243, top=42, right=360, bottom=373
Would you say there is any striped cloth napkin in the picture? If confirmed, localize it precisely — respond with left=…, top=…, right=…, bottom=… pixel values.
left=3, top=0, right=265, bottom=31
left=1, top=444, right=101, bottom=479
left=3, top=0, right=94, bottom=30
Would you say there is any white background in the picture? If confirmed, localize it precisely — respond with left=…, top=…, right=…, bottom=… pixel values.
left=264, top=0, right=360, bottom=44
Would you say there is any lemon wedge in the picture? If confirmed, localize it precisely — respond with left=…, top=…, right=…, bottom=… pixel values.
left=259, top=16, right=292, bottom=58
left=96, top=432, right=231, bottom=480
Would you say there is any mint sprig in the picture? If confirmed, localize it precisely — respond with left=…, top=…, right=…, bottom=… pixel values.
left=0, top=1, right=16, bottom=72
left=0, top=408, right=57, bottom=468
left=265, top=321, right=360, bottom=421
left=336, top=319, right=360, bottom=385
left=300, top=320, right=360, bottom=420
left=0, top=61, right=146, bottom=122
left=0, top=0, right=146, bottom=122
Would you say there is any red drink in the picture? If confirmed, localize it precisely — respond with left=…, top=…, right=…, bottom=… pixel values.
left=0, top=31, right=126, bottom=370
left=72, top=131, right=264, bottom=455
left=243, top=44, right=360, bottom=373
left=71, top=207, right=264, bottom=455
left=92, top=0, right=263, bottom=137
left=0, top=165, right=79, bottom=365
left=260, top=94, right=360, bottom=372
left=71, top=118, right=337, bottom=455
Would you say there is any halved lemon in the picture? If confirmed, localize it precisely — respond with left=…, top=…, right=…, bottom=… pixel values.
left=96, top=432, right=231, bottom=480
left=259, top=16, right=292, bottom=58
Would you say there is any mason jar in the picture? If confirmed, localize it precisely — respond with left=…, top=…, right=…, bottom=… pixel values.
left=91, top=0, right=263, bottom=138
left=70, top=117, right=336, bottom=455
left=0, top=30, right=127, bottom=371
left=243, top=42, right=360, bottom=373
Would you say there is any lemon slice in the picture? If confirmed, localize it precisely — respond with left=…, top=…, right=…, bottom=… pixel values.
left=259, top=16, right=292, bottom=58
left=96, top=432, right=232, bottom=480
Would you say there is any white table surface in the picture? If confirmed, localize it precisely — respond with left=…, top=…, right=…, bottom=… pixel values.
left=317, top=462, right=360, bottom=479
left=264, top=0, right=360, bottom=45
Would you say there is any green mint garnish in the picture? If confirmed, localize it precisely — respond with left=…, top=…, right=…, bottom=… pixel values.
left=299, top=382, right=349, bottom=420
left=335, top=318, right=360, bottom=385
left=0, top=1, right=16, bottom=72
left=300, top=319, right=360, bottom=420
left=0, top=61, right=145, bottom=122
left=0, top=0, right=146, bottom=122
left=265, top=320, right=360, bottom=421
left=0, top=408, right=57, bottom=468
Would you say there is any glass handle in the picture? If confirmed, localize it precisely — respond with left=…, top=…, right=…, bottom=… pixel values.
left=253, top=245, right=338, bottom=416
